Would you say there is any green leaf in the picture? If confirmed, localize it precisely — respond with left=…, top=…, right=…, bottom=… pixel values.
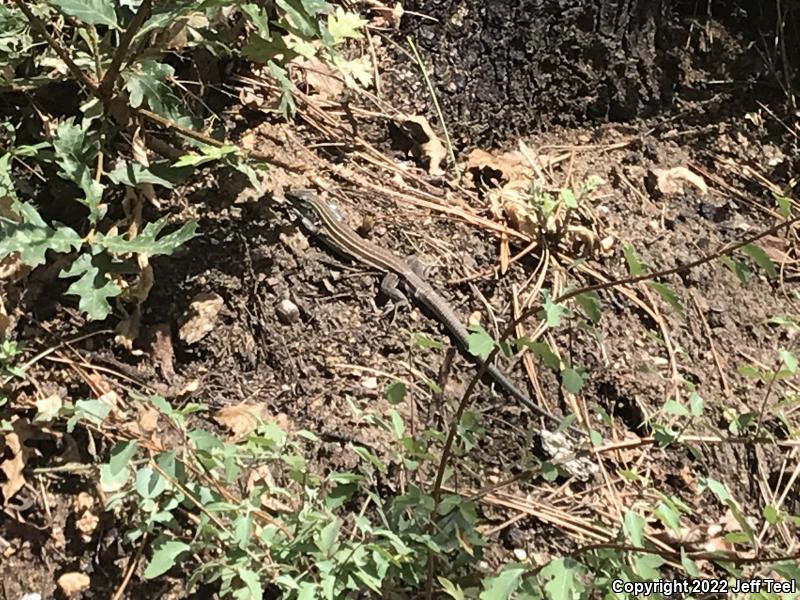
left=559, top=188, right=578, bottom=208
left=623, top=245, right=646, bottom=277
left=122, top=60, right=185, bottom=123
left=135, top=467, right=166, bottom=499
left=774, top=193, right=791, bottom=218
left=237, top=567, right=263, bottom=600
left=326, top=6, right=366, bottom=42
left=0, top=201, right=82, bottom=267
left=664, top=400, right=689, bottom=417
left=519, top=340, right=560, bottom=370
left=763, top=504, right=780, bottom=524
left=49, top=0, right=118, bottom=28
left=541, top=291, right=567, bottom=327
left=701, top=477, right=731, bottom=503
left=385, top=381, right=406, bottom=405
left=268, top=61, right=296, bottom=117
left=646, top=281, right=684, bottom=315
left=680, top=547, right=700, bottom=577
left=143, top=537, right=190, bottom=579
left=59, top=252, right=123, bottom=321
left=737, top=364, right=764, bottom=381
left=574, top=292, right=602, bottom=324
left=68, top=398, right=111, bottom=431
left=720, top=255, right=751, bottom=284
left=52, top=118, right=105, bottom=222
left=741, top=243, right=777, bottom=279
left=779, top=349, right=797, bottom=374
left=467, top=325, right=495, bottom=360
left=623, top=510, right=645, bottom=546
left=479, top=564, right=526, bottom=599
left=561, top=368, right=584, bottom=394
left=106, top=161, right=186, bottom=188
left=315, top=519, right=340, bottom=555
left=688, top=391, right=704, bottom=417
left=172, top=145, right=237, bottom=168
left=632, top=553, right=663, bottom=580
left=95, top=218, right=196, bottom=257
left=540, top=558, right=585, bottom=600
left=541, top=461, right=558, bottom=482
left=438, top=577, right=465, bottom=600
left=276, top=0, right=327, bottom=39
left=109, top=440, right=137, bottom=476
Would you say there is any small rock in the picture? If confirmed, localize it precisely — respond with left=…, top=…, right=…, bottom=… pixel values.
left=513, top=548, right=528, bottom=561
left=57, top=572, right=90, bottom=597
left=277, top=299, right=301, bottom=325
left=362, top=376, right=379, bottom=390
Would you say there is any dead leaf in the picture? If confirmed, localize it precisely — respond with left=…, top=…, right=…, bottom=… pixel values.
left=293, top=56, right=344, bottom=101
left=57, top=572, right=90, bottom=596
left=149, top=323, right=175, bottom=381
left=648, top=166, right=708, bottom=197
left=73, top=492, right=99, bottom=539
left=392, top=114, right=447, bottom=176
left=179, top=292, right=224, bottom=345
left=1, top=418, right=35, bottom=504
left=214, top=403, right=270, bottom=438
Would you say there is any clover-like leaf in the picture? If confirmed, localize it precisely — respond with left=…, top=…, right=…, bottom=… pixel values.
left=0, top=200, right=82, bottom=267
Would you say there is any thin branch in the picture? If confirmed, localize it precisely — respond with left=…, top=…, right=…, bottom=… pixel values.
left=98, top=0, right=152, bottom=99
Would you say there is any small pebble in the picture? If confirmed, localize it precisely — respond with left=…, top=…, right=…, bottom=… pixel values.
left=513, top=548, right=528, bottom=561
left=277, top=299, right=300, bottom=325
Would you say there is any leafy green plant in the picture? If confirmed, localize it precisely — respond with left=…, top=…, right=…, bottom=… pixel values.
left=0, top=0, right=368, bottom=321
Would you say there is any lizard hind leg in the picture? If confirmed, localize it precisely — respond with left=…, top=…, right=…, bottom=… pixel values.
left=379, top=272, right=410, bottom=325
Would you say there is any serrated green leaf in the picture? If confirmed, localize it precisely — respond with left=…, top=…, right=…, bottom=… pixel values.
left=518, top=340, right=560, bottom=370
left=52, top=118, right=105, bottom=222
left=0, top=202, right=82, bottom=267
left=49, top=0, right=118, bottom=28
left=561, top=368, right=584, bottom=394
left=106, top=161, right=186, bottom=188
left=268, top=60, right=296, bottom=117
left=540, top=558, right=585, bottom=600
left=479, top=564, right=526, bottom=599
left=123, top=59, right=189, bottom=124
left=467, top=325, right=494, bottom=359
left=143, top=537, right=190, bottom=579
left=172, top=145, right=237, bottom=168
left=242, top=32, right=300, bottom=65
left=326, top=6, right=365, bottom=42
left=59, top=252, right=123, bottom=321
left=276, top=0, right=320, bottom=38
left=741, top=243, right=777, bottom=279
left=95, top=218, right=196, bottom=257
left=623, top=245, right=646, bottom=277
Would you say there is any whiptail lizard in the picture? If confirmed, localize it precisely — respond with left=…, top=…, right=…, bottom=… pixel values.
left=286, top=190, right=588, bottom=439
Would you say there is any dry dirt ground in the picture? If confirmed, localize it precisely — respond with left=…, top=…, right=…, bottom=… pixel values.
left=2, top=3, right=799, bottom=599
